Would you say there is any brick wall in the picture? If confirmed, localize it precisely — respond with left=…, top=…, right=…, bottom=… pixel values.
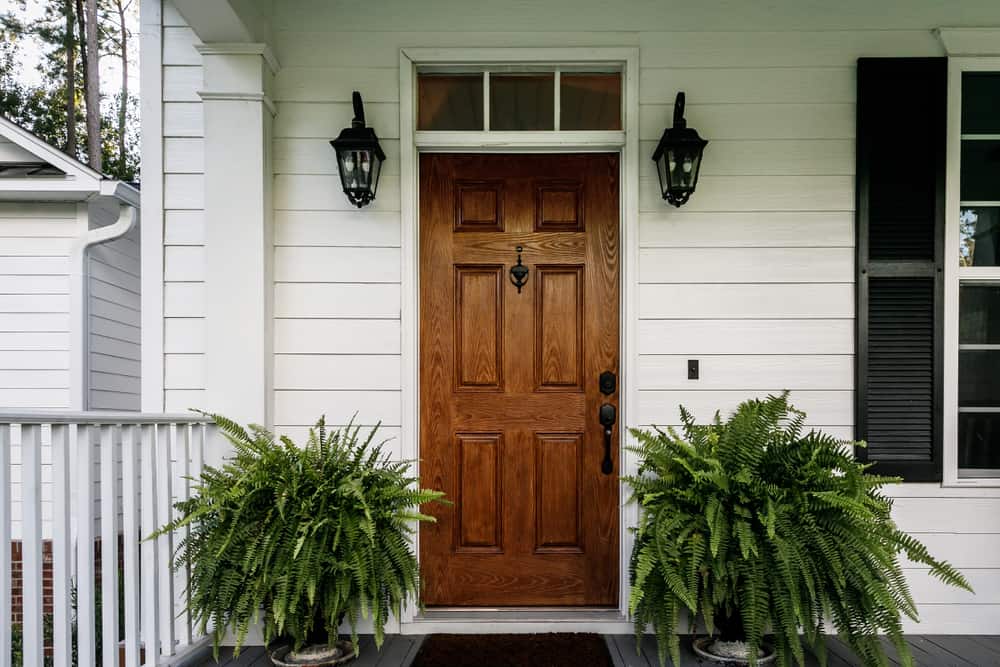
left=9, top=536, right=123, bottom=628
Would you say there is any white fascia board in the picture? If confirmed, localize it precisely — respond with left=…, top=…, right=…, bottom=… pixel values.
left=935, top=28, right=1000, bottom=56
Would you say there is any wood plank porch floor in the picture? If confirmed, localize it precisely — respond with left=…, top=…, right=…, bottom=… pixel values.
left=200, top=634, right=1000, bottom=666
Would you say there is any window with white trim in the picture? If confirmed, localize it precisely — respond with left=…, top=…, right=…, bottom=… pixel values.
left=416, top=67, right=623, bottom=132
left=951, top=64, right=1000, bottom=479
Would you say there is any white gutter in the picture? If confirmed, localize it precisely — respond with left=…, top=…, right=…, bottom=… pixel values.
left=69, top=190, right=140, bottom=410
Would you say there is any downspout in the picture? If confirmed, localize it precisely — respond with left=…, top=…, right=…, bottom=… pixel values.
left=69, top=192, right=139, bottom=410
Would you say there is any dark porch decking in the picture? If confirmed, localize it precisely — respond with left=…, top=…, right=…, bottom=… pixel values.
left=202, top=635, right=1000, bottom=666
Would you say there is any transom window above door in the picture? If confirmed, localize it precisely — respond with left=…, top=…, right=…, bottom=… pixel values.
left=416, top=67, right=622, bottom=132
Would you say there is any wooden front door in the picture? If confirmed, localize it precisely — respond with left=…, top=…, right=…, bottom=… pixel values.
left=419, top=153, right=620, bottom=607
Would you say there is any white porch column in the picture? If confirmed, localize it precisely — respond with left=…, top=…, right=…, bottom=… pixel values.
left=197, top=44, right=278, bottom=435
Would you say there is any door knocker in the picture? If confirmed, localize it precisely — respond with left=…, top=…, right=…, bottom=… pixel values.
left=509, top=246, right=529, bottom=293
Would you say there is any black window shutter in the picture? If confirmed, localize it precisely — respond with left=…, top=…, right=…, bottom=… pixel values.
left=855, top=57, right=946, bottom=482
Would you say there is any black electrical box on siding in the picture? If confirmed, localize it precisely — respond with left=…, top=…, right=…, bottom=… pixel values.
left=855, top=57, right=946, bottom=482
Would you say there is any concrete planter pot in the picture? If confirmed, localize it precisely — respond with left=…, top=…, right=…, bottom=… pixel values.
left=268, top=640, right=357, bottom=666
left=692, top=637, right=776, bottom=666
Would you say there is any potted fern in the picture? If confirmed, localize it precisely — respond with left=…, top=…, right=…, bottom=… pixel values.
left=626, top=392, right=972, bottom=667
left=154, top=415, right=446, bottom=665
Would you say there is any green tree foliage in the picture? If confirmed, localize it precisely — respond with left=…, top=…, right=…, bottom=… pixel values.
left=626, top=392, right=972, bottom=667
left=153, top=415, right=447, bottom=660
left=0, top=0, right=138, bottom=180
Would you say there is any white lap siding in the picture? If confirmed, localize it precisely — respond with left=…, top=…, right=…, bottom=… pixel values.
left=161, top=0, right=206, bottom=412
left=149, top=0, right=1000, bottom=631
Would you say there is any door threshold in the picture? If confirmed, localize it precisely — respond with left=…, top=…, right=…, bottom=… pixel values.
left=401, top=607, right=632, bottom=634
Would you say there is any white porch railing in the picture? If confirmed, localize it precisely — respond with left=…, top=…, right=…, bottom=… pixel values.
left=0, top=411, right=215, bottom=667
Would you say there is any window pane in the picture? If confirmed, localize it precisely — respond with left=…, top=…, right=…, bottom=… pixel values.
left=960, top=140, right=1000, bottom=201
left=490, top=74, right=554, bottom=131
left=960, top=207, right=1000, bottom=266
left=959, top=412, right=1000, bottom=471
left=962, top=72, right=1000, bottom=134
left=960, top=350, right=1000, bottom=406
left=418, top=74, right=483, bottom=131
left=960, top=284, right=1000, bottom=344
left=560, top=73, right=621, bottom=130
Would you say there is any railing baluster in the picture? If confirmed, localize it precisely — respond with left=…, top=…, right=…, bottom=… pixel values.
left=51, top=424, right=73, bottom=667
left=76, top=424, right=97, bottom=667
left=0, top=424, right=11, bottom=667
left=121, top=424, right=141, bottom=667
left=0, top=411, right=213, bottom=666
left=101, top=425, right=121, bottom=667
left=173, top=423, right=193, bottom=647
left=21, top=424, right=43, bottom=667
left=156, top=423, right=176, bottom=656
left=140, top=423, right=159, bottom=666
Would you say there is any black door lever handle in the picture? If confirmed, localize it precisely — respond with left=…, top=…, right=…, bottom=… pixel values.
left=599, top=403, right=616, bottom=475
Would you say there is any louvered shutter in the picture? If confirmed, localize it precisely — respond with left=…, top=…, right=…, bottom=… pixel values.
left=855, top=58, right=946, bottom=481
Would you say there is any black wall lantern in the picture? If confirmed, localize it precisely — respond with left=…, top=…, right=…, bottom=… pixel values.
left=652, top=92, right=708, bottom=207
left=330, top=91, right=386, bottom=208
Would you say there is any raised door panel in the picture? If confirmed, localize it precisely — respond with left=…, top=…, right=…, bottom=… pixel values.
left=455, top=433, right=503, bottom=553
left=455, top=266, right=503, bottom=390
left=455, top=180, right=504, bottom=232
left=534, top=433, right=583, bottom=553
left=535, top=180, right=584, bottom=232
left=535, top=266, right=584, bottom=390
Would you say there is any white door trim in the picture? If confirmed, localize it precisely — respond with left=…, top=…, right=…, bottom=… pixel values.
left=398, top=45, right=640, bottom=633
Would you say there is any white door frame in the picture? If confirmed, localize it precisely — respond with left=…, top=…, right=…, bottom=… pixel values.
left=398, top=46, right=640, bottom=634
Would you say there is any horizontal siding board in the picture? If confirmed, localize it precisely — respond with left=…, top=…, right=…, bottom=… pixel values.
left=638, top=389, right=853, bottom=426
left=0, top=332, right=68, bottom=351
left=164, top=282, right=205, bottom=317
left=640, top=284, right=853, bottom=319
left=274, top=174, right=400, bottom=212
left=643, top=211, right=851, bottom=248
left=89, top=353, right=141, bottom=376
left=163, top=102, right=203, bottom=137
left=164, top=354, right=205, bottom=389
left=89, top=371, right=141, bottom=394
left=639, top=247, right=854, bottom=283
left=274, top=355, right=400, bottom=390
left=0, top=314, right=70, bottom=332
left=0, top=276, right=69, bottom=294
left=0, top=256, right=68, bottom=275
left=163, top=65, right=202, bottom=102
left=89, top=298, right=139, bottom=324
left=640, top=319, right=853, bottom=355
left=273, top=138, right=400, bottom=176
left=274, top=390, right=401, bottom=426
left=0, top=294, right=70, bottom=313
left=0, top=238, right=72, bottom=255
left=640, top=176, right=853, bottom=212
left=162, top=26, right=201, bottom=65
left=164, top=137, right=205, bottom=173
left=274, top=247, right=401, bottom=283
left=274, top=283, right=400, bottom=318
left=0, top=370, right=68, bottom=389
left=0, top=350, right=68, bottom=369
left=90, top=279, right=140, bottom=310
left=164, top=210, right=204, bottom=245
left=164, top=246, right=205, bottom=281
left=274, top=31, right=639, bottom=68
left=891, top=497, right=1000, bottom=535
left=274, top=319, right=400, bottom=354
left=641, top=67, right=855, bottom=104
left=164, top=174, right=205, bottom=209
left=640, top=139, right=854, bottom=178
left=274, top=210, right=401, bottom=247
left=639, top=103, right=855, bottom=141
left=639, top=355, right=853, bottom=390
left=274, top=102, right=400, bottom=139
left=164, top=318, right=204, bottom=353
left=164, top=389, right=206, bottom=412
left=274, top=67, right=400, bottom=103
left=904, top=568, right=1000, bottom=605
left=0, top=388, right=69, bottom=408
left=637, top=30, right=941, bottom=67
left=0, top=202, right=76, bottom=219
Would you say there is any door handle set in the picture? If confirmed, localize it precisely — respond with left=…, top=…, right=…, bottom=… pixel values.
left=598, top=370, right=617, bottom=475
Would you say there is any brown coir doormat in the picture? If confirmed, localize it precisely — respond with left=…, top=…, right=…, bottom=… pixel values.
left=410, top=633, right=614, bottom=667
